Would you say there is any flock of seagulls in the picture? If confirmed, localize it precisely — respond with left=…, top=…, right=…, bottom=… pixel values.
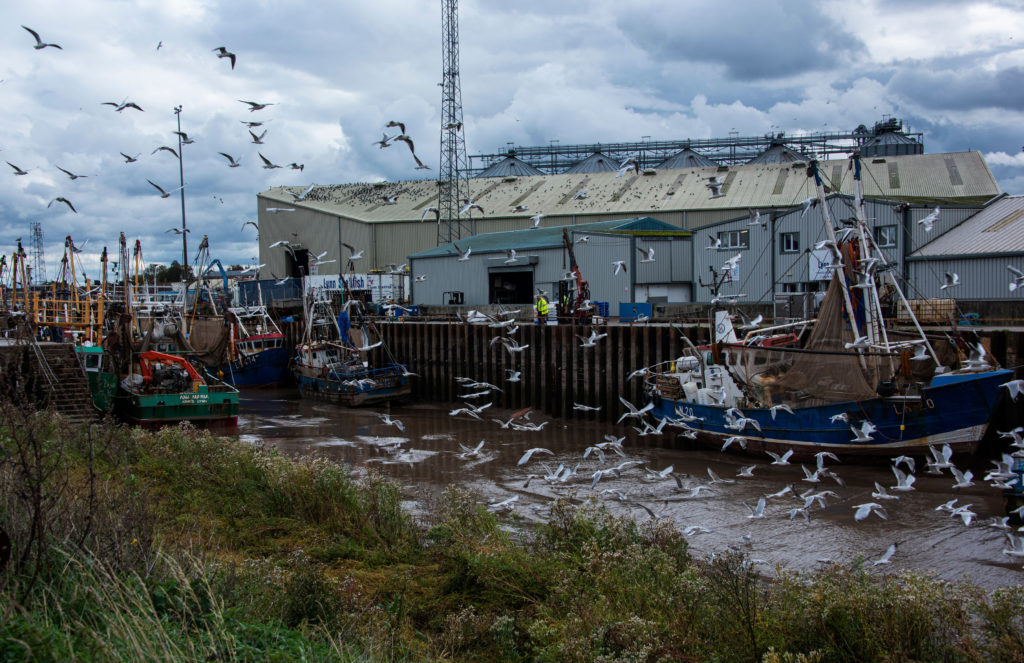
left=353, top=374, right=1024, bottom=572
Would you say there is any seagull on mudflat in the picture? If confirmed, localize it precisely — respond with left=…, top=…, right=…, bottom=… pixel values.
left=239, top=99, right=275, bottom=111
left=48, top=197, right=77, bottom=213
left=146, top=179, right=185, bottom=198
left=218, top=152, right=241, bottom=167
left=22, top=26, right=62, bottom=50
left=212, top=46, right=236, bottom=69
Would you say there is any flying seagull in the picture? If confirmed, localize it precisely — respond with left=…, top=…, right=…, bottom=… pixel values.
left=287, top=163, right=305, bottom=171
left=918, top=206, right=940, bottom=232
left=706, top=176, right=724, bottom=198
left=172, top=130, right=195, bottom=145
left=147, top=179, right=185, bottom=199
left=212, top=46, right=236, bottom=69
left=152, top=146, right=179, bottom=159
left=612, top=260, right=627, bottom=275
left=166, top=227, right=190, bottom=235
left=7, top=162, right=29, bottom=175
left=258, top=153, right=282, bottom=169
left=420, top=206, right=440, bottom=223
left=1008, top=265, right=1024, bottom=292
left=288, top=183, right=315, bottom=201
left=385, top=120, right=406, bottom=134
left=22, top=26, right=62, bottom=50
left=940, top=272, right=960, bottom=290
left=56, top=165, right=87, bottom=180
left=48, top=197, right=76, bottom=213
left=218, top=152, right=241, bottom=167
left=120, top=152, right=140, bottom=163
left=238, top=99, right=274, bottom=111
left=248, top=129, right=267, bottom=144
left=530, top=213, right=545, bottom=228
left=241, top=221, right=258, bottom=233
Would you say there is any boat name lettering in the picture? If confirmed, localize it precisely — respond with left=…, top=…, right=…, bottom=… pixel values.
left=178, top=393, right=209, bottom=404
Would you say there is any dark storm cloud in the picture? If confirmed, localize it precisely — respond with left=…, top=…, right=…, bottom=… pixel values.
left=889, top=64, right=1024, bottom=112
left=615, top=0, right=865, bottom=80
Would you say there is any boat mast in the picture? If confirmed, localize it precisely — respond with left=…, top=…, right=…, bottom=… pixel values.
left=809, top=161, right=861, bottom=341
left=850, top=155, right=892, bottom=375
left=851, top=156, right=942, bottom=367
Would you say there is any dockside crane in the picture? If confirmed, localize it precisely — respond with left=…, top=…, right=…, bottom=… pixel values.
left=558, top=228, right=592, bottom=321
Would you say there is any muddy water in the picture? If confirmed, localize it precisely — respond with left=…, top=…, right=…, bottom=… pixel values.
left=239, top=388, right=1023, bottom=590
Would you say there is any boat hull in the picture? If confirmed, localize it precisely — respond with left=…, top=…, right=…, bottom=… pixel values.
left=293, top=364, right=411, bottom=406
left=651, top=369, right=1012, bottom=458
left=114, top=386, right=239, bottom=428
left=219, top=347, right=291, bottom=388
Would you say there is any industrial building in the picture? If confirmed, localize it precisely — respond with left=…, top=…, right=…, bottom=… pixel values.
left=906, top=195, right=1024, bottom=301
left=256, top=149, right=1000, bottom=285
left=406, top=217, right=690, bottom=311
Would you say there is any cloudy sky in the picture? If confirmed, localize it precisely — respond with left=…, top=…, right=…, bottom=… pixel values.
left=3, top=0, right=1023, bottom=276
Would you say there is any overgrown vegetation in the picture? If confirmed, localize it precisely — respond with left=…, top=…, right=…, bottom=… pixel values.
left=2, top=404, right=1023, bottom=662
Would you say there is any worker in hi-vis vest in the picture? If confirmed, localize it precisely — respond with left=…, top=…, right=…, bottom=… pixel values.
left=535, top=295, right=548, bottom=324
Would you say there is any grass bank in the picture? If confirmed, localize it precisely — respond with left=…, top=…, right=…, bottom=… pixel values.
left=1, top=405, right=1023, bottom=662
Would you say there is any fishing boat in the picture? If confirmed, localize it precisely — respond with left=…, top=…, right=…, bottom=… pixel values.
left=115, top=350, right=238, bottom=427
left=645, top=155, right=1013, bottom=458
left=292, top=289, right=411, bottom=406
left=219, top=303, right=290, bottom=387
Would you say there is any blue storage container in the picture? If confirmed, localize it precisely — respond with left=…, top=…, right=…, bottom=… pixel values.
left=618, top=302, right=652, bottom=321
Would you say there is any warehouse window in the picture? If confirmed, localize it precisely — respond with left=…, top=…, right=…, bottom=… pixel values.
left=716, top=229, right=749, bottom=249
left=780, top=232, right=800, bottom=253
left=874, top=225, right=898, bottom=248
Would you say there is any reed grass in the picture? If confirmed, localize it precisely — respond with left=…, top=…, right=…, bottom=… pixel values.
left=1, top=407, right=1023, bottom=662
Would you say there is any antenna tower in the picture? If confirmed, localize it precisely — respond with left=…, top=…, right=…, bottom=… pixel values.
left=437, top=0, right=472, bottom=245
left=30, top=221, right=47, bottom=284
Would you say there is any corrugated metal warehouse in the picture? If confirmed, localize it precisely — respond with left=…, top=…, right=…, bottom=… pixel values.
left=256, top=150, right=1000, bottom=282
left=907, top=195, right=1024, bottom=300
left=406, top=218, right=691, bottom=312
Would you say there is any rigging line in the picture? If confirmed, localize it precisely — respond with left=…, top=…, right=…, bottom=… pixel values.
left=734, top=223, right=777, bottom=303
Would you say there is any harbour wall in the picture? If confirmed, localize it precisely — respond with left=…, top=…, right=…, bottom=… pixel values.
left=282, top=318, right=1024, bottom=422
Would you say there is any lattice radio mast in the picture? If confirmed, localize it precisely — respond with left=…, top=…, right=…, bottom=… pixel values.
left=30, top=221, right=47, bottom=284
left=437, top=0, right=472, bottom=245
